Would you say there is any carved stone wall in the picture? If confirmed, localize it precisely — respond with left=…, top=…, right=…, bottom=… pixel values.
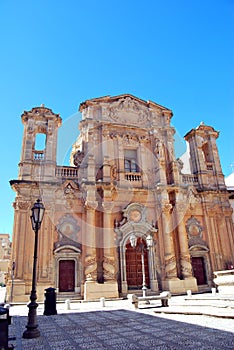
left=8, top=94, right=234, bottom=301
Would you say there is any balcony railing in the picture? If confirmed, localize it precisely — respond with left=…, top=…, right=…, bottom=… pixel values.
left=125, top=172, right=142, bottom=181
left=182, top=174, right=199, bottom=184
left=33, top=150, right=45, bottom=161
left=206, top=162, right=213, bottom=171
left=56, top=166, right=78, bottom=178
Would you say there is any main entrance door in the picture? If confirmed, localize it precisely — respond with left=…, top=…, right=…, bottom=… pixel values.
left=191, top=257, right=206, bottom=285
left=59, top=260, right=75, bottom=292
left=126, top=238, right=150, bottom=289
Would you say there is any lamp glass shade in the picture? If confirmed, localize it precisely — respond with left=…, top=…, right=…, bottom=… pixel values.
left=146, top=234, right=153, bottom=247
left=129, top=234, right=137, bottom=248
left=31, top=199, right=45, bottom=229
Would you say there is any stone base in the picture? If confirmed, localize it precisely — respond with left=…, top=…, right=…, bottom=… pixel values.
left=162, top=277, right=198, bottom=294
left=6, top=280, right=28, bottom=303
left=218, top=285, right=234, bottom=295
left=6, top=280, right=55, bottom=303
left=150, top=279, right=159, bottom=292
left=214, top=269, right=234, bottom=296
left=84, top=281, right=119, bottom=301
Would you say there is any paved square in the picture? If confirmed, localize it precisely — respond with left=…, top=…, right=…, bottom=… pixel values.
left=8, top=309, right=234, bottom=349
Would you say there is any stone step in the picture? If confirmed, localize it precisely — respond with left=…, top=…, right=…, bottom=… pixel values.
left=56, top=293, right=82, bottom=301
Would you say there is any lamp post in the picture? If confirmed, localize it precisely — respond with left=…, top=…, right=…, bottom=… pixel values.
left=130, top=234, right=153, bottom=297
left=23, top=199, right=45, bottom=339
left=10, top=261, right=15, bottom=304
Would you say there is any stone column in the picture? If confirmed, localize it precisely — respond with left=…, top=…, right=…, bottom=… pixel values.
left=161, top=203, right=177, bottom=280
left=176, top=204, right=193, bottom=279
left=101, top=202, right=119, bottom=298
left=102, top=202, right=116, bottom=281
left=84, top=201, right=98, bottom=283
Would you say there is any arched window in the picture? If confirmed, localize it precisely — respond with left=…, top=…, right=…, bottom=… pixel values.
left=34, top=133, right=46, bottom=160
left=202, top=143, right=212, bottom=163
left=35, top=133, right=46, bottom=151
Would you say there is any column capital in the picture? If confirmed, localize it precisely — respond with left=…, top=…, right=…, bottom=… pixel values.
left=13, top=200, right=31, bottom=211
left=162, top=203, right=172, bottom=214
left=85, top=200, right=98, bottom=211
left=102, top=202, right=114, bottom=213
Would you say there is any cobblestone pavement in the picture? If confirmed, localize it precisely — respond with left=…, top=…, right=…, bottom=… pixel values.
left=7, top=302, right=234, bottom=350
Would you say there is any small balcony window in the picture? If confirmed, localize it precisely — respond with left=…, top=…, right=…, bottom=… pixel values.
left=124, top=150, right=138, bottom=173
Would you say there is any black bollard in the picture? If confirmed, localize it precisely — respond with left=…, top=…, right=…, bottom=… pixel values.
left=44, top=287, right=57, bottom=316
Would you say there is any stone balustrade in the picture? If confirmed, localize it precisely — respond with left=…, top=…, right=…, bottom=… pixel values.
left=182, top=174, right=199, bottom=184
left=55, top=166, right=78, bottom=178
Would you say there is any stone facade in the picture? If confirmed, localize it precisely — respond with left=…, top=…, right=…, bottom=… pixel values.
left=7, top=94, right=234, bottom=302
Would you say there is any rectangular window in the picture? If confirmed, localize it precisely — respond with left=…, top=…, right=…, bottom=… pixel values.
left=124, top=149, right=138, bottom=172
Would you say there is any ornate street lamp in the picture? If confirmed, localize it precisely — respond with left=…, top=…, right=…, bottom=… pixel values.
left=130, top=234, right=153, bottom=297
left=23, top=199, right=45, bottom=339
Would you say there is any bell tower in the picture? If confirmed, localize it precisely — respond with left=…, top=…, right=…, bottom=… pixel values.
left=19, top=105, right=62, bottom=181
left=185, top=123, right=226, bottom=190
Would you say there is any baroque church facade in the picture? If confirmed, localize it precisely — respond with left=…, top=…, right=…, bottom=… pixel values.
left=8, top=94, right=234, bottom=302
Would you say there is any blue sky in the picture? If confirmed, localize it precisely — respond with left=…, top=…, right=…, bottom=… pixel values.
left=0, top=0, right=233, bottom=235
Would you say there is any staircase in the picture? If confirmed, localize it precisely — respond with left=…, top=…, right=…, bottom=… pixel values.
left=56, top=292, right=82, bottom=301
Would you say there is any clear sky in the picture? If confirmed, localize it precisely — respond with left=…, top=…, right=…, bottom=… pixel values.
left=0, top=0, right=233, bottom=235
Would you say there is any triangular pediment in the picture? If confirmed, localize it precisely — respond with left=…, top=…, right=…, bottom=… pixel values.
left=79, top=94, right=172, bottom=127
left=80, top=93, right=171, bottom=112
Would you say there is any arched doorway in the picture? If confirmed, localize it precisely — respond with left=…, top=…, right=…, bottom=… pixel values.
left=125, top=237, right=150, bottom=289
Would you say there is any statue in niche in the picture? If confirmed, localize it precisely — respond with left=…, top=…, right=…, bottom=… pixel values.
left=154, top=139, right=164, bottom=160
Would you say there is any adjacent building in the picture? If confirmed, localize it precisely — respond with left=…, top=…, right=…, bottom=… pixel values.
left=0, top=233, right=11, bottom=286
left=8, top=94, right=234, bottom=302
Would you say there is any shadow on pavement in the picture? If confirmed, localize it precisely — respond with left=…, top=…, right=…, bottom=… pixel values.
left=8, top=309, right=234, bottom=349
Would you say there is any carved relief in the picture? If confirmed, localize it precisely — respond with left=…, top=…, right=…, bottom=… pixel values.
left=84, top=255, right=97, bottom=281
left=110, top=165, right=117, bottom=180
left=180, top=254, right=193, bottom=278
left=73, top=150, right=85, bottom=167
left=63, top=184, right=74, bottom=198
left=154, top=139, right=164, bottom=160
left=107, top=97, right=151, bottom=126
left=123, top=203, right=146, bottom=223
left=165, top=255, right=177, bottom=279
left=186, top=216, right=203, bottom=238
left=103, top=256, right=116, bottom=280
left=186, top=216, right=209, bottom=249
left=56, top=214, right=80, bottom=245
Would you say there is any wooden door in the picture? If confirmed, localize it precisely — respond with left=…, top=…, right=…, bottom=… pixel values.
left=59, top=260, right=75, bottom=292
left=126, top=238, right=150, bottom=289
left=191, top=257, right=206, bottom=285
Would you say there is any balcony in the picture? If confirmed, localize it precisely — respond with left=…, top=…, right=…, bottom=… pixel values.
left=56, top=166, right=78, bottom=178
left=125, top=172, right=142, bottom=181
left=33, top=150, right=45, bottom=161
left=182, top=174, right=199, bottom=184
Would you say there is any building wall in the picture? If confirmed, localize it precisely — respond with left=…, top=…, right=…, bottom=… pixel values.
left=7, top=95, right=234, bottom=302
